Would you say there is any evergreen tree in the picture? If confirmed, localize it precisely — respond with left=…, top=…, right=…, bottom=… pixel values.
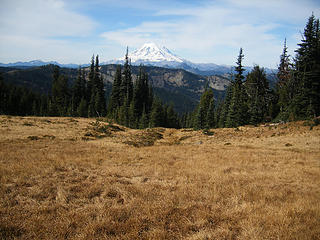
left=291, top=14, right=320, bottom=119
left=206, top=98, right=215, bottom=129
left=93, top=55, right=106, bottom=117
left=245, top=65, right=270, bottom=124
left=132, top=66, right=150, bottom=122
left=108, top=65, right=122, bottom=116
left=139, top=105, right=149, bottom=129
left=53, top=75, right=70, bottom=116
left=50, top=66, right=60, bottom=115
left=120, top=47, right=133, bottom=105
left=77, top=98, right=87, bottom=117
left=166, top=104, right=179, bottom=128
left=150, top=98, right=164, bottom=127
left=276, top=39, right=292, bottom=120
left=194, top=88, right=214, bottom=129
left=218, top=83, right=232, bottom=128
left=226, top=48, right=248, bottom=127
left=72, top=67, right=87, bottom=116
left=87, top=55, right=95, bottom=102
left=51, top=66, right=70, bottom=116
left=88, top=93, right=96, bottom=117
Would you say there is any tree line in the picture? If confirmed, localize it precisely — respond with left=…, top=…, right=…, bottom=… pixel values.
left=181, top=14, right=320, bottom=129
left=0, top=50, right=180, bottom=129
left=0, top=14, right=319, bottom=129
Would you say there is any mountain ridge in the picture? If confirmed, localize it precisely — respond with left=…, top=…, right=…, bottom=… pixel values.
left=1, top=42, right=276, bottom=76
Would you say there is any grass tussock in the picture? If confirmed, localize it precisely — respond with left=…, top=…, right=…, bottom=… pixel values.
left=0, top=115, right=320, bottom=239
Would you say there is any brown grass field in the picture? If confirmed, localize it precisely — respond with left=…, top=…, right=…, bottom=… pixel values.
left=0, top=115, right=319, bottom=239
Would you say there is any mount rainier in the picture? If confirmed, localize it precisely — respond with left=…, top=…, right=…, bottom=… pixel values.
left=106, top=42, right=232, bottom=76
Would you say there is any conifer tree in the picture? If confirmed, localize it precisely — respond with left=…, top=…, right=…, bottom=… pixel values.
left=150, top=98, right=164, bottom=127
left=77, top=98, right=87, bottom=117
left=50, top=66, right=60, bottom=116
left=139, top=105, right=149, bottom=129
left=108, top=65, right=122, bottom=116
left=72, top=67, right=86, bottom=116
left=206, top=98, right=215, bottom=129
left=120, top=47, right=133, bottom=105
left=218, top=83, right=232, bottom=128
left=245, top=65, right=270, bottom=124
left=51, top=66, right=70, bottom=116
left=291, top=14, right=320, bottom=119
left=132, top=66, right=151, bottom=122
left=194, top=88, right=214, bottom=129
left=166, top=104, right=179, bottom=128
left=226, top=48, right=248, bottom=127
left=93, top=55, right=106, bottom=117
left=87, top=55, right=94, bottom=102
left=54, top=75, right=70, bottom=116
left=276, top=39, right=292, bottom=120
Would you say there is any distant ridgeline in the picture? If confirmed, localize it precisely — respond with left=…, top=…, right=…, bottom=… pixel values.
left=0, top=14, right=319, bottom=129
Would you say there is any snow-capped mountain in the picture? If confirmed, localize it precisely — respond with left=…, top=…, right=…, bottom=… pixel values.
left=106, top=42, right=233, bottom=76
left=128, top=42, right=184, bottom=63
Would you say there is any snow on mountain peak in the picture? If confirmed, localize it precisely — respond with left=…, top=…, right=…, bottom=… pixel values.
left=123, top=42, right=184, bottom=63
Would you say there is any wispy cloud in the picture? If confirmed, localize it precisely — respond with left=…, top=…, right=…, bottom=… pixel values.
left=0, top=0, right=97, bottom=63
left=0, top=0, right=319, bottom=66
left=101, top=0, right=320, bottom=67
left=0, top=0, right=97, bottom=37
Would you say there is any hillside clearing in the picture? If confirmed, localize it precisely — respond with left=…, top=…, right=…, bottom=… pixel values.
left=0, top=116, right=319, bottom=239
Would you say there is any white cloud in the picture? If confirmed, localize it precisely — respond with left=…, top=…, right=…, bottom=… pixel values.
left=0, top=0, right=96, bottom=37
left=0, top=0, right=98, bottom=63
left=1, top=0, right=319, bottom=66
left=100, top=0, right=319, bottom=67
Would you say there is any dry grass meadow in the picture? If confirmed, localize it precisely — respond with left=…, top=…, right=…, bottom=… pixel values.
left=0, top=115, right=319, bottom=239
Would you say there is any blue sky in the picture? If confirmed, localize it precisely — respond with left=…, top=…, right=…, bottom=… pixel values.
left=0, top=0, right=319, bottom=68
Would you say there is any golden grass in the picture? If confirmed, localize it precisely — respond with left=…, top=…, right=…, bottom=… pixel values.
left=0, top=115, right=319, bottom=239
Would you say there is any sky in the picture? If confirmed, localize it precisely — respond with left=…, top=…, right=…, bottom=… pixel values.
left=0, top=0, right=319, bottom=68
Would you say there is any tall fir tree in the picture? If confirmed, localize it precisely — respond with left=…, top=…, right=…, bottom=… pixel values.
left=206, top=98, right=215, bottom=129
left=51, top=74, right=70, bottom=116
left=120, top=47, right=133, bottom=106
left=226, top=48, right=248, bottom=127
left=166, top=104, right=179, bottom=128
left=93, top=55, right=106, bottom=117
left=245, top=65, right=270, bottom=124
left=150, top=98, right=164, bottom=128
left=108, top=65, right=122, bottom=117
left=276, top=39, right=292, bottom=120
left=87, top=55, right=94, bottom=101
left=72, top=67, right=87, bottom=116
left=87, top=55, right=95, bottom=117
left=132, top=66, right=151, bottom=123
left=194, top=88, right=214, bottom=129
left=291, top=14, right=320, bottom=119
